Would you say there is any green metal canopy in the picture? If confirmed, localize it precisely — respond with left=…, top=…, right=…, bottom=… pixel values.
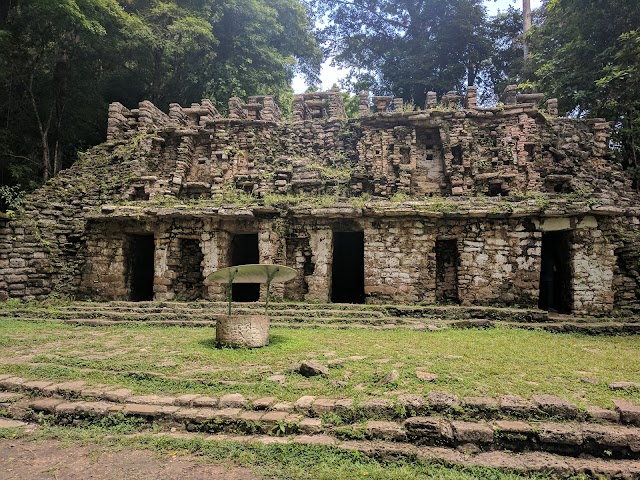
left=207, top=264, right=296, bottom=284
left=206, top=264, right=297, bottom=314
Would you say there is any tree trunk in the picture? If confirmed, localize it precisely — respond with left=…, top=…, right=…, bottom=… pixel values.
left=523, top=0, right=532, bottom=61
left=41, top=135, right=51, bottom=182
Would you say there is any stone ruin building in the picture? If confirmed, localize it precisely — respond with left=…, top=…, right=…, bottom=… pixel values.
left=1, top=86, right=639, bottom=315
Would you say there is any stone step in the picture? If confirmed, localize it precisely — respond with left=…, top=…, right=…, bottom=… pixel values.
left=10, top=395, right=640, bottom=462
left=0, top=307, right=388, bottom=320
left=6, top=301, right=639, bottom=327
left=505, top=322, right=640, bottom=335
left=5, top=313, right=640, bottom=335
left=116, top=431, right=640, bottom=479
left=6, top=312, right=640, bottom=337
left=58, top=305, right=389, bottom=318
left=2, top=375, right=638, bottom=427
left=2, top=301, right=558, bottom=320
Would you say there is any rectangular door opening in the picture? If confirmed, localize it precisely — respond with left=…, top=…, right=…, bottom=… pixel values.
left=435, top=239, right=459, bottom=303
left=230, top=233, right=259, bottom=302
left=539, top=231, right=572, bottom=313
left=126, top=234, right=155, bottom=302
left=331, top=231, right=365, bottom=304
left=174, top=239, right=204, bottom=300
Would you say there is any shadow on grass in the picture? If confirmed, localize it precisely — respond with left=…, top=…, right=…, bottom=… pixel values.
left=197, top=333, right=288, bottom=350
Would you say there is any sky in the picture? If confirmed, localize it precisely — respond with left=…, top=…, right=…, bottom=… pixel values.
left=292, top=0, right=543, bottom=93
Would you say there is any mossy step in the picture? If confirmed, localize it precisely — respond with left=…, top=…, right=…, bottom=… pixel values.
left=58, top=306, right=389, bottom=318
left=505, top=322, right=640, bottom=335
left=14, top=396, right=640, bottom=462
left=124, top=431, right=640, bottom=479
left=27, top=300, right=551, bottom=318
left=5, top=314, right=640, bottom=336
left=3, top=375, right=636, bottom=427
left=0, top=306, right=553, bottom=322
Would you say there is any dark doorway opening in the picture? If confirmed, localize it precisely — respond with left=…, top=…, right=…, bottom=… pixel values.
left=230, top=233, right=259, bottom=302
left=126, top=234, right=155, bottom=302
left=539, top=231, right=572, bottom=313
left=331, top=231, right=365, bottom=304
left=435, top=239, right=459, bottom=303
left=175, top=239, right=204, bottom=300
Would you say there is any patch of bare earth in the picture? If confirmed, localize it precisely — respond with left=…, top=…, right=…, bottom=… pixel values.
left=0, top=439, right=260, bottom=480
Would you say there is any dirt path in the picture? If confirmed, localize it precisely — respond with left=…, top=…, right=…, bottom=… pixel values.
left=0, top=439, right=261, bottom=480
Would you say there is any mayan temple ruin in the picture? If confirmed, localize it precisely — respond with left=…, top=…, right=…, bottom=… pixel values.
left=1, top=86, right=639, bottom=315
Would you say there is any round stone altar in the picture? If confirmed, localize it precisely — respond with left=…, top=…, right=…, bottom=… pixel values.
left=216, top=314, right=270, bottom=348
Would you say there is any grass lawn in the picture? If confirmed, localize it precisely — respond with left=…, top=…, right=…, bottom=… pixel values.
left=1, top=319, right=639, bottom=408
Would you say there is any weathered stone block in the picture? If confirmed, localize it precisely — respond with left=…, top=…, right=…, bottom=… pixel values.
left=219, top=393, right=247, bottom=408
left=613, top=399, right=640, bottom=425
left=427, top=391, right=460, bottom=411
left=299, top=417, right=322, bottom=434
left=539, top=423, right=583, bottom=446
left=366, top=421, right=407, bottom=441
left=454, top=424, right=495, bottom=450
left=532, top=394, right=578, bottom=418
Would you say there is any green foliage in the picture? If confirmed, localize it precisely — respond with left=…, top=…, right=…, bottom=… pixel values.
left=308, top=0, right=492, bottom=105
left=529, top=0, right=640, bottom=187
left=477, top=6, right=526, bottom=103
left=0, top=185, right=25, bottom=213
left=0, top=0, right=321, bottom=193
left=341, top=91, right=360, bottom=118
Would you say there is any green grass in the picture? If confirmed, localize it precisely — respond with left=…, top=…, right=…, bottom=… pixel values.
left=7, top=423, right=590, bottom=480
left=0, top=319, right=639, bottom=407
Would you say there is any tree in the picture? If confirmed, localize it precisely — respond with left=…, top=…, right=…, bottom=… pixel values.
left=0, top=0, right=134, bottom=183
left=204, top=0, right=321, bottom=108
left=308, top=0, right=492, bottom=105
left=530, top=0, right=640, bottom=186
left=477, top=5, right=525, bottom=102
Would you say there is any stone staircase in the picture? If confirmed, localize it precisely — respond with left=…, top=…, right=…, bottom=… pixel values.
left=2, top=301, right=640, bottom=334
left=1, top=375, right=640, bottom=478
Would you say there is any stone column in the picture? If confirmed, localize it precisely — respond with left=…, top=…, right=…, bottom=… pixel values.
left=305, top=228, right=333, bottom=302
left=571, top=219, right=615, bottom=314
left=154, top=229, right=172, bottom=300
left=201, top=227, right=223, bottom=300
left=258, top=220, right=286, bottom=301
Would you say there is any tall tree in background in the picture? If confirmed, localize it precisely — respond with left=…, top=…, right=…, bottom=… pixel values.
left=0, top=0, right=133, bottom=183
left=309, top=0, right=492, bottom=105
left=205, top=0, right=322, bottom=105
left=478, top=5, right=524, bottom=102
left=530, top=0, right=640, bottom=186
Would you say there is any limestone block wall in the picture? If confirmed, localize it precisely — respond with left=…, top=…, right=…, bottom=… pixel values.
left=81, top=223, right=128, bottom=299
left=457, top=221, right=541, bottom=307
left=571, top=226, right=616, bottom=313
left=74, top=210, right=634, bottom=314
left=364, top=219, right=436, bottom=304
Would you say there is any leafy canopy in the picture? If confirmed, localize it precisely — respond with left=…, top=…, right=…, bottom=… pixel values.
left=308, top=0, right=493, bottom=105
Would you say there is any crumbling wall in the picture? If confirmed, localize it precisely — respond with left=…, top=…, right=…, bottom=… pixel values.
left=1, top=88, right=638, bottom=314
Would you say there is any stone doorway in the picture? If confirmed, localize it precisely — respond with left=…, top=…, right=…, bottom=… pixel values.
left=126, top=234, right=155, bottom=302
left=539, top=231, right=572, bottom=313
left=230, top=233, right=260, bottom=302
left=331, top=231, right=365, bottom=304
left=435, top=239, right=459, bottom=303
